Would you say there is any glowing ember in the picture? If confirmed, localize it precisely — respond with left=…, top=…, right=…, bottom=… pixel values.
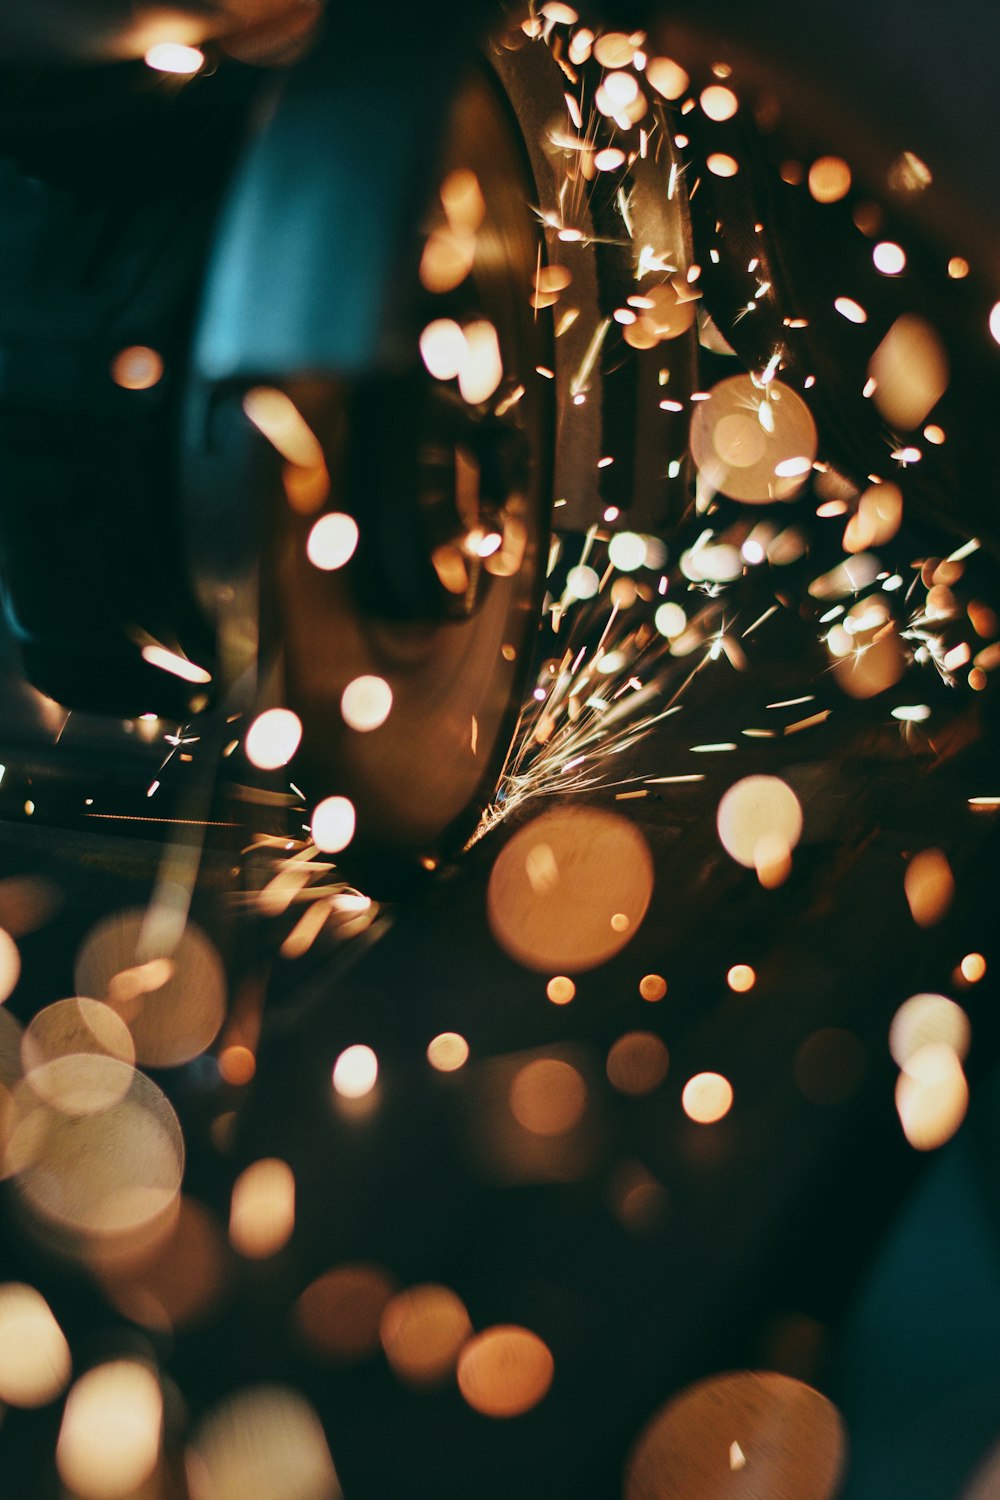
left=457, top=1326, right=554, bottom=1418
left=306, top=512, right=359, bottom=571
left=244, top=708, right=303, bottom=770
left=682, top=1072, right=734, bottom=1123
left=333, top=1043, right=378, bottom=1099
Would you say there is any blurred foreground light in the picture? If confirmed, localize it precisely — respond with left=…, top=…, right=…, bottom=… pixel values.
left=606, top=1032, right=669, bottom=1095
left=333, top=1044, right=378, bottom=1099
left=961, top=952, right=987, bottom=983
left=645, top=57, right=689, bottom=99
left=896, top=1043, right=968, bottom=1150
left=0, top=1283, right=71, bottom=1407
left=0, top=926, right=20, bottom=1002
left=546, top=975, right=576, bottom=1005
left=608, top=532, right=648, bottom=572
left=307, top=512, right=359, bottom=571
left=110, top=345, right=164, bottom=390
left=76, top=909, right=225, bottom=1068
left=243, top=387, right=324, bottom=468
left=245, top=709, right=302, bottom=770
left=716, top=775, right=802, bottom=870
left=625, top=1370, right=845, bottom=1500
left=904, top=848, right=954, bottom=927
left=990, top=302, right=1000, bottom=345
left=380, top=1284, right=472, bottom=1388
left=727, top=963, right=755, bottom=992
left=682, top=1072, right=733, bottom=1123
left=889, top=993, right=970, bottom=1067
left=457, top=1326, right=554, bottom=1417
left=700, top=85, right=737, bottom=120
left=294, top=1265, right=396, bottom=1363
left=872, top=241, right=906, bottom=275
left=22, top=997, right=135, bottom=1116
left=187, top=1385, right=340, bottom=1500
left=654, top=602, right=687, bottom=638
left=420, top=318, right=467, bottom=380
left=639, top=973, right=667, bottom=1002
left=566, top=564, right=600, bottom=600
left=458, top=320, right=503, bottom=405
left=311, top=796, right=356, bottom=853
left=869, top=316, right=948, bottom=429
left=57, top=1360, right=162, bottom=1500
left=140, top=644, right=212, bottom=685
left=690, top=375, right=817, bottom=503
left=340, top=675, right=392, bottom=732
left=229, top=1158, right=295, bottom=1259
left=8, top=1069, right=183, bottom=1252
left=99, top=1196, right=227, bottom=1332
left=488, top=806, right=653, bottom=972
left=834, top=297, right=867, bottom=324
left=426, top=1032, right=469, bottom=1071
left=144, top=41, right=204, bottom=73
left=510, top=1058, right=586, bottom=1134
left=808, top=156, right=852, bottom=203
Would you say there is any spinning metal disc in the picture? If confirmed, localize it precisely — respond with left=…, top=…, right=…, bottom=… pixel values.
left=259, top=67, right=551, bottom=869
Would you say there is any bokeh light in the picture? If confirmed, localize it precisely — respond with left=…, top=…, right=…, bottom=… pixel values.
left=487, top=806, right=654, bottom=971
left=229, top=1158, right=295, bottom=1259
left=294, top=1264, right=396, bottom=1363
left=457, top=1326, right=554, bottom=1418
left=0, top=1283, right=71, bottom=1407
left=57, top=1360, right=163, bottom=1500
left=625, top=1370, right=845, bottom=1499
left=311, top=796, right=356, bottom=854
left=682, top=1072, right=734, bottom=1124
left=426, top=1032, right=469, bottom=1071
left=332, top=1044, right=378, bottom=1099
left=244, top=709, right=303, bottom=770
left=606, top=1032, right=669, bottom=1095
left=510, top=1058, right=587, bottom=1134
left=380, top=1284, right=472, bottom=1388
left=187, top=1385, right=339, bottom=1500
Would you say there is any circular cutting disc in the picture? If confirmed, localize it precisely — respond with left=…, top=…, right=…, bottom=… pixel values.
left=269, top=65, right=551, bottom=871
